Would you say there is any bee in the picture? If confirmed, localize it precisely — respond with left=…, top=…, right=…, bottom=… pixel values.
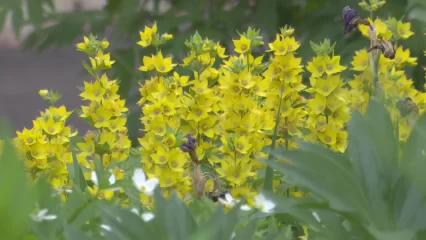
left=208, top=190, right=230, bottom=202
left=396, top=97, right=419, bottom=117
left=342, top=6, right=371, bottom=35
left=368, top=37, right=395, bottom=60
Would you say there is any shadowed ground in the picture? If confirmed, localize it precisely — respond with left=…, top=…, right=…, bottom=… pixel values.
left=0, top=47, right=90, bottom=133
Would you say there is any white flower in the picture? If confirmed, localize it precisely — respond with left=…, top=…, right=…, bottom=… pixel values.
left=254, top=194, right=275, bottom=213
left=218, top=193, right=251, bottom=211
left=218, top=193, right=238, bottom=207
left=91, top=171, right=121, bottom=191
left=130, top=208, right=155, bottom=222
left=142, top=212, right=155, bottom=222
left=31, top=209, right=57, bottom=222
left=132, top=168, right=159, bottom=196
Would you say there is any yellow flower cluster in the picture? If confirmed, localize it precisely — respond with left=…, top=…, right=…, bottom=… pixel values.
left=136, top=23, right=193, bottom=203
left=305, top=49, right=350, bottom=152
left=351, top=16, right=423, bottom=141
left=13, top=2, right=423, bottom=207
left=14, top=103, right=77, bottom=200
left=77, top=35, right=131, bottom=200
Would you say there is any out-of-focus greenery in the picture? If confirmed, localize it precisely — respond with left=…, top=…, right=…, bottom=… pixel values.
left=1, top=0, right=425, bottom=90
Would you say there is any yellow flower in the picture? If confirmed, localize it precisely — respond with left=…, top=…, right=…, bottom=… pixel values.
left=153, top=51, right=176, bottom=73
left=233, top=35, right=251, bottom=54
left=314, top=74, right=340, bottom=97
left=308, top=94, right=326, bottom=115
left=323, top=55, right=346, bottom=75
left=397, top=21, right=414, bottom=39
left=91, top=107, right=113, bottom=128
left=333, top=131, right=348, bottom=153
left=76, top=36, right=89, bottom=52
left=139, top=54, right=156, bottom=72
left=77, top=138, right=95, bottom=156
left=234, top=135, right=252, bottom=154
left=80, top=80, right=106, bottom=102
left=187, top=104, right=210, bottom=122
left=393, top=46, right=417, bottom=66
left=167, top=149, right=187, bottom=172
left=106, top=118, right=127, bottom=132
left=39, top=89, right=48, bottom=97
left=137, top=23, right=158, bottom=47
left=90, top=50, right=115, bottom=70
left=318, top=127, right=337, bottom=146
left=306, top=56, right=325, bottom=78
left=351, top=49, right=369, bottom=71
left=161, top=32, right=173, bottom=40
left=284, top=36, right=300, bottom=52
left=268, top=34, right=288, bottom=55
left=40, top=117, right=64, bottom=135
left=359, top=17, right=392, bottom=40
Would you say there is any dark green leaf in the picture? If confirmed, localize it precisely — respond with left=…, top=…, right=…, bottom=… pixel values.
left=0, top=120, right=34, bottom=240
left=69, top=137, right=87, bottom=192
left=64, top=225, right=98, bottom=240
left=12, top=5, right=24, bottom=38
left=27, top=0, right=44, bottom=30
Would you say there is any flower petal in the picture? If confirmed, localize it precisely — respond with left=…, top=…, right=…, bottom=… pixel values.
left=108, top=174, right=116, bottom=185
left=42, top=214, right=57, bottom=221
left=132, top=168, right=147, bottom=190
left=38, top=209, right=48, bottom=217
left=91, top=171, right=99, bottom=186
left=143, top=178, right=159, bottom=194
left=130, top=208, right=140, bottom=215
left=224, top=193, right=234, bottom=204
left=141, top=212, right=155, bottom=222
left=240, top=204, right=252, bottom=211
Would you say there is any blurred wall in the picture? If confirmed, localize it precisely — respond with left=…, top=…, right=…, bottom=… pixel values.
left=0, top=0, right=106, bottom=48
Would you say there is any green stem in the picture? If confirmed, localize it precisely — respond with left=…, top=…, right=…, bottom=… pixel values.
left=264, top=83, right=284, bottom=191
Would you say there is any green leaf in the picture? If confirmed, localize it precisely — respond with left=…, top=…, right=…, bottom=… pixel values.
left=27, top=0, right=44, bottom=30
left=98, top=202, right=154, bottom=240
left=11, top=5, right=24, bottom=38
left=153, top=190, right=197, bottom=240
left=69, top=137, right=87, bottom=192
left=235, top=219, right=258, bottom=240
left=270, top=142, right=368, bottom=214
left=0, top=120, right=34, bottom=240
left=0, top=9, right=7, bottom=33
left=64, top=225, right=98, bottom=240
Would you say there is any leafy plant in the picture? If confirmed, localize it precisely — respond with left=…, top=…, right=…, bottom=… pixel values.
left=268, top=99, right=426, bottom=240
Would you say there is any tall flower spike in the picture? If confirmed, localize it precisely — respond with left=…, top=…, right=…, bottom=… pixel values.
left=342, top=6, right=371, bottom=35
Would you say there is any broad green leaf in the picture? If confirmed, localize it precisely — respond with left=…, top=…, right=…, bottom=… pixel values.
left=69, top=137, right=87, bottom=192
left=98, top=202, right=154, bottom=240
left=0, top=9, right=7, bottom=33
left=27, top=0, right=44, bottom=30
left=0, top=136, right=34, bottom=239
left=12, top=5, right=24, bottom=38
left=235, top=218, right=258, bottom=240
left=270, top=144, right=368, bottom=214
left=153, top=190, right=197, bottom=240
left=364, top=100, right=399, bottom=173
left=64, top=225, right=98, bottom=240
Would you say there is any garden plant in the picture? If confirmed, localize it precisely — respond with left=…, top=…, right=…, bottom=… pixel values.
left=1, top=1, right=426, bottom=239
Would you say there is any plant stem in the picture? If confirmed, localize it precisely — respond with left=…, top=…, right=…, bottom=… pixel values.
left=264, top=83, right=284, bottom=191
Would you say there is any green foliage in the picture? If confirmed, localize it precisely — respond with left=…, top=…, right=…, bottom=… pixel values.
left=268, top=99, right=426, bottom=240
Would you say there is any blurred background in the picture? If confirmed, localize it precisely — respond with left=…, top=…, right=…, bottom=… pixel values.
left=0, top=0, right=425, bottom=143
